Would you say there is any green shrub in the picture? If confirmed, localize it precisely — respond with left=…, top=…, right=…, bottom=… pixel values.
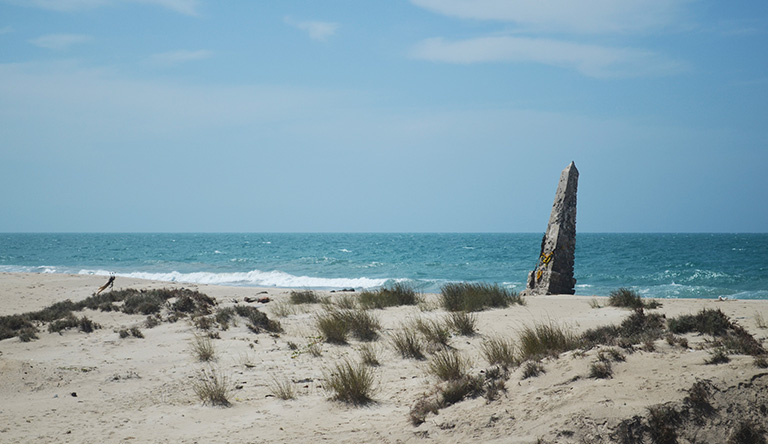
left=440, top=282, right=522, bottom=312
left=323, top=359, right=376, bottom=405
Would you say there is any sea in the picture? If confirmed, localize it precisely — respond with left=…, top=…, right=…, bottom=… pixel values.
left=1, top=233, right=766, bottom=300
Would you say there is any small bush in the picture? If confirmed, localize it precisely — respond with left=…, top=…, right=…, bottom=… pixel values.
left=323, top=359, right=376, bottom=405
left=192, top=334, right=216, bottom=362
left=391, top=325, right=425, bottom=360
left=646, top=404, right=681, bottom=444
left=290, top=290, right=320, bottom=304
left=589, top=361, right=613, bottom=379
left=519, top=321, right=578, bottom=361
left=668, top=308, right=732, bottom=336
left=439, top=375, right=484, bottom=405
left=18, top=327, right=39, bottom=342
left=234, top=305, right=282, bottom=334
left=192, top=366, right=231, bottom=407
left=122, top=292, right=165, bottom=315
left=268, top=376, right=296, bottom=400
left=727, top=420, right=767, bottom=444
left=429, top=350, right=469, bottom=381
left=447, top=311, right=477, bottom=336
left=755, top=355, right=768, bottom=368
left=481, top=336, right=518, bottom=369
left=684, top=379, right=713, bottom=416
left=144, top=315, right=161, bottom=329
left=440, top=282, right=522, bottom=312
left=522, top=361, right=545, bottom=379
left=608, top=288, right=661, bottom=309
left=705, top=348, right=730, bottom=365
left=214, top=307, right=236, bottom=330
left=119, top=329, right=130, bottom=338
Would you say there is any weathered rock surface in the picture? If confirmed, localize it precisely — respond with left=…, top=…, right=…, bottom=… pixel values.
left=523, top=161, right=578, bottom=295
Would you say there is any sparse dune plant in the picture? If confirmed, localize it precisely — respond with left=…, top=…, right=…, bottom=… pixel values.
left=358, top=282, right=419, bottom=309
left=290, top=290, right=320, bottom=304
left=428, top=350, right=470, bottom=381
left=192, top=333, right=216, bottom=362
left=268, top=376, right=296, bottom=400
left=415, top=317, right=451, bottom=349
left=315, top=310, right=350, bottom=344
left=192, top=365, right=231, bottom=407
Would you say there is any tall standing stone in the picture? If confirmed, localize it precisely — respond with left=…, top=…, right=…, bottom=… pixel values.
left=522, top=162, right=578, bottom=295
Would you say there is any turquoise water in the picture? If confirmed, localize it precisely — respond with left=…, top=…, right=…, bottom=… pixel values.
left=1, top=233, right=766, bottom=299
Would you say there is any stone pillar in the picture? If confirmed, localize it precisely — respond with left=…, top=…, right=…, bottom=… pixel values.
left=522, top=162, right=578, bottom=295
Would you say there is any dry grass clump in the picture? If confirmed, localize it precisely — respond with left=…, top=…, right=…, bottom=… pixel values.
left=118, top=327, right=144, bottom=339
left=358, top=283, right=419, bottom=309
left=518, top=321, right=578, bottom=361
left=323, top=359, right=376, bottom=405
left=440, top=282, right=523, bottom=312
left=315, top=310, right=350, bottom=344
left=608, top=288, right=661, bottom=310
left=268, top=376, right=296, bottom=400
left=705, top=348, right=731, bottom=365
left=48, top=315, right=101, bottom=334
left=391, top=324, right=425, bottom=360
left=290, top=290, right=320, bottom=304
left=581, top=308, right=666, bottom=350
left=192, top=366, right=231, bottom=407
left=334, top=294, right=358, bottom=310
left=646, top=404, right=682, bottom=444
left=481, top=336, right=518, bottom=369
left=191, top=334, right=216, bottom=362
left=589, top=361, right=613, bottom=379
left=446, top=311, right=477, bottom=336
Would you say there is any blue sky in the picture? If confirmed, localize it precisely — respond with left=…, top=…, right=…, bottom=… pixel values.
left=1, top=0, right=767, bottom=233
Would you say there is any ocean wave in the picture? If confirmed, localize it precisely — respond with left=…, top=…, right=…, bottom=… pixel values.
left=78, top=268, right=387, bottom=289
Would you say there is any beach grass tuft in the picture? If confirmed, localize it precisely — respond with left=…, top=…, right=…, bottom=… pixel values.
left=481, top=336, right=518, bottom=369
left=521, top=361, right=545, bottom=379
left=589, top=361, right=613, bottom=379
left=234, top=305, right=282, bottom=334
left=390, top=323, right=425, bottom=360
left=608, top=288, right=661, bottom=309
left=446, top=311, right=477, bottom=336
left=440, top=282, right=523, bottom=312
left=323, top=359, right=376, bottom=405
left=414, top=317, right=451, bottom=349
left=192, top=366, right=231, bottom=407
left=358, top=282, right=419, bottom=309
left=290, top=290, right=320, bottom=304
left=518, top=321, right=578, bottom=361
left=191, top=334, right=216, bottom=362
left=428, top=350, right=470, bottom=381
left=268, top=376, right=296, bottom=400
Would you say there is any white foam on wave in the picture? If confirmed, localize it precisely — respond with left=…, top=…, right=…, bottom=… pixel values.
left=78, top=268, right=386, bottom=289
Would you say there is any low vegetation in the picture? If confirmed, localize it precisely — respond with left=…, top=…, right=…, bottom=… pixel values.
left=518, top=321, right=578, bottom=361
left=323, top=359, right=376, bottom=405
left=192, top=366, right=231, bottom=407
left=440, top=282, right=523, bottom=312
left=358, top=283, right=419, bottom=309
left=289, top=290, right=320, bottom=304
left=608, top=288, right=662, bottom=309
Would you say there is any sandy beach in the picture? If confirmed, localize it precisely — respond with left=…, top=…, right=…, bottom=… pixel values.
left=1, top=272, right=767, bottom=443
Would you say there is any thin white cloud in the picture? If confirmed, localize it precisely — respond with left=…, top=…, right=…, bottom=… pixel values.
left=0, top=25, right=14, bottom=34
left=410, top=36, right=687, bottom=78
left=30, top=33, right=91, bottom=50
left=2, top=0, right=199, bottom=15
left=150, top=49, right=213, bottom=65
left=410, top=0, right=693, bottom=34
left=284, top=17, right=338, bottom=41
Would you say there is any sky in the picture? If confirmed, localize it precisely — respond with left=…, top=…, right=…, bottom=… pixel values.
left=1, top=0, right=767, bottom=233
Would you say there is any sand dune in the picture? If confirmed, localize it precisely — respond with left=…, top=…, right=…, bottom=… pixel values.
left=1, top=272, right=766, bottom=443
